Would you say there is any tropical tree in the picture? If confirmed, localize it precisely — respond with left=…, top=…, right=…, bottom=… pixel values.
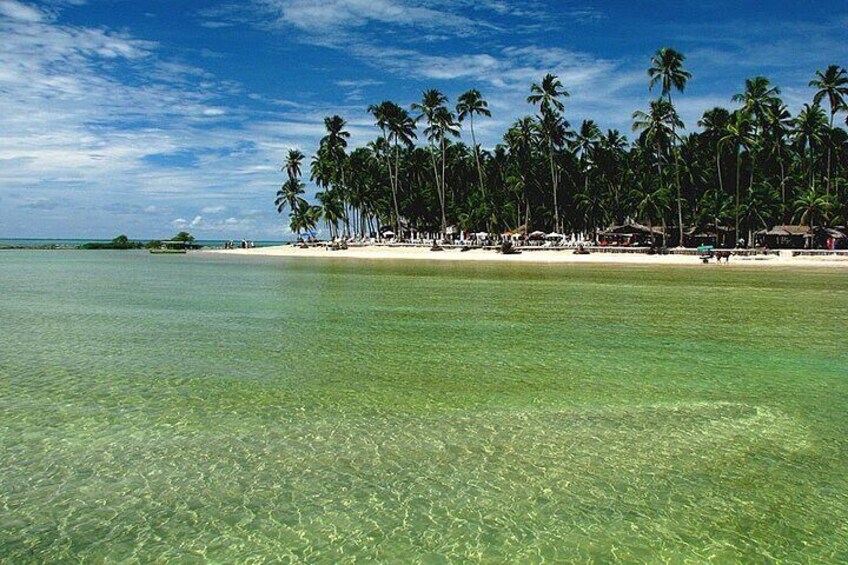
left=648, top=48, right=692, bottom=105
left=762, top=100, right=794, bottom=210
left=504, top=116, right=539, bottom=230
left=794, top=188, right=834, bottom=234
left=633, top=100, right=682, bottom=241
left=572, top=120, right=602, bottom=232
left=648, top=47, right=691, bottom=246
left=810, top=65, right=848, bottom=193
left=275, top=148, right=307, bottom=235
left=430, top=106, right=459, bottom=233
left=720, top=112, right=755, bottom=243
left=291, top=203, right=321, bottom=237
left=370, top=101, right=416, bottom=235
left=278, top=58, right=848, bottom=248
left=732, top=76, right=781, bottom=130
left=457, top=89, right=492, bottom=228
left=528, top=73, right=569, bottom=232
left=793, top=103, right=828, bottom=190
left=698, top=107, right=732, bottom=208
left=412, top=90, right=449, bottom=232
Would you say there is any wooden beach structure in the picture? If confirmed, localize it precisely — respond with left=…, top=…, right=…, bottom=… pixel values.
left=598, top=223, right=665, bottom=247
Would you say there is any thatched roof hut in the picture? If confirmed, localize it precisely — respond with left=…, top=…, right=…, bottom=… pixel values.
left=599, top=223, right=664, bottom=246
left=755, top=225, right=813, bottom=249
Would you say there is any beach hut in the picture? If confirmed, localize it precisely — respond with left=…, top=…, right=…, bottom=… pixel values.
left=599, top=223, right=664, bottom=247
left=823, top=228, right=847, bottom=250
left=684, top=226, right=734, bottom=248
left=755, top=225, right=813, bottom=249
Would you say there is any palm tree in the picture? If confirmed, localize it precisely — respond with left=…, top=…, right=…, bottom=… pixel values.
left=457, top=89, right=492, bottom=228
left=720, top=111, right=755, bottom=244
left=572, top=120, right=602, bottom=233
left=810, top=65, right=848, bottom=193
left=794, top=188, right=834, bottom=244
left=739, top=181, right=780, bottom=245
left=633, top=101, right=682, bottom=239
left=762, top=101, right=793, bottom=210
left=597, top=129, right=628, bottom=225
left=283, top=148, right=304, bottom=183
left=636, top=185, right=671, bottom=247
left=371, top=101, right=416, bottom=236
left=528, top=73, right=568, bottom=114
left=504, top=116, right=539, bottom=230
left=412, top=89, right=449, bottom=232
left=428, top=106, right=459, bottom=234
left=732, top=77, right=781, bottom=129
left=648, top=48, right=692, bottom=105
left=368, top=101, right=396, bottom=225
left=275, top=178, right=306, bottom=219
left=291, top=204, right=321, bottom=237
left=528, top=74, right=569, bottom=232
left=317, top=115, right=350, bottom=234
left=793, top=103, right=828, bottom=191
left=698, top=107, right=732, bottom=208
left=275, top=149, right=307, bottom=235
left=700, top=187, right=734, bottom=247
left=316, top=188, right=345, bottom=239
left=648, top=47, right=691, bottom=246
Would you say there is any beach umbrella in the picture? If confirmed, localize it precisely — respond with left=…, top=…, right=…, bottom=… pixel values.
left=528, top=230, right=545, bottom=240
left=545, top=232, right=563, bottom=240
left=475, top=232, right=489, bottom=238
left=381, top=231, right=395, bottom=237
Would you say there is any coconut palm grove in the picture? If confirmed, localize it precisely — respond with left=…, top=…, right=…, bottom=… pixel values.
left=277, top=50, right=848, bottom=248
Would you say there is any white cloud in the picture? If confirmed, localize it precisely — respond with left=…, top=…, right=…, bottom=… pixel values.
left=202, top=205, right=227, bottom=213
left=0, top=0, right=46, bottom=22
left=256, top=0, right=482, bottom=35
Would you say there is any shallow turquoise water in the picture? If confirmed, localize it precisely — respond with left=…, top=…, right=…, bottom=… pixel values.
left=1, top=251, right=846, bottom=562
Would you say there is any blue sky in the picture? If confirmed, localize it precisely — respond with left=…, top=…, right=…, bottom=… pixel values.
left=1, top=0, right=846, bottom=238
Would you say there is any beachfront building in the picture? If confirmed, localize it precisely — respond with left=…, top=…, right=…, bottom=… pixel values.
left=598, top=223, right=665, bottom=247
left=752, top=225, right=847, bottom=249
left=755, top=225, right=814, bottom=249
left=683, top=226, right=735, bottom=249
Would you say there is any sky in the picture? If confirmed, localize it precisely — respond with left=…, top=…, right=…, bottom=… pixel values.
left=1, top=0, right=846, bottom=239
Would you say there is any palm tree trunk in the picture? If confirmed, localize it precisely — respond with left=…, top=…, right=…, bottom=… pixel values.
left=549, top=139, right=559, bottom=233
left=392, top=141, right=401, bottom=237
left=735, top=152, right=741, bottom=245
left=674, top=145, right=684, bottom=247
left=440, top=137, right=448, bottom=236
left=427, top=141, right=445, bottom=235
left=470, top=117, right=485, bottom=198
left=470, top=117, right=490, bottom=232
left=826, top=111, right=834, bottom=195
left=778, top=149, right=787, bottom=218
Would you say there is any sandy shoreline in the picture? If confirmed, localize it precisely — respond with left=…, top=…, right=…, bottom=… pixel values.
left=208, top=244, right=848, bottom=268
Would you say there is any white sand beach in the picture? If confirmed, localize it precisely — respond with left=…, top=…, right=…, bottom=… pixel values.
left=209, top=245, right=848, bottom=268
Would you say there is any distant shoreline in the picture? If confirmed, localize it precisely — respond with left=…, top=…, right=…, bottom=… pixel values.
left=208, top=244, right=848, bottom=268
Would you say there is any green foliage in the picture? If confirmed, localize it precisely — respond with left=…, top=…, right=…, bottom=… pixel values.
left=172, top=232, right=195, bottom=243
left=80, top=235, right=143, bottom=250
left=278, top=59, right=848, bottom=244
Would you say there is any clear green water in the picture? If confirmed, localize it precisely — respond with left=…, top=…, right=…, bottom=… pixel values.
left=1, top=251, right=846, bottom=563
